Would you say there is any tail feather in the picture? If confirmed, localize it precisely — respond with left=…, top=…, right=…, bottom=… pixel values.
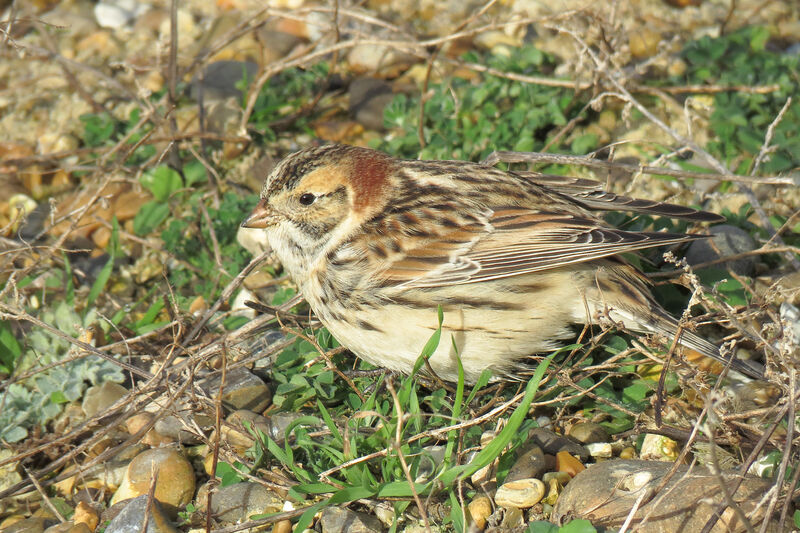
left=649, top=314, right=765, bottom=379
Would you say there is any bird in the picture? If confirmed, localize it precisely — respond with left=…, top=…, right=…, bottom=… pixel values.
left=241, top=143, right=764, bottom=383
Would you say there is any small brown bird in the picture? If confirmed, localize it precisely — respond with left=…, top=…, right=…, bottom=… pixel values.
left=242, top=144, right=763, bottom=383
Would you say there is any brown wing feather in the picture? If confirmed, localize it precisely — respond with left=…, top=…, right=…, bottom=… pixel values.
left=375, top=206, right=701, bottom=289
left=514, top=171, right=724, bottom=222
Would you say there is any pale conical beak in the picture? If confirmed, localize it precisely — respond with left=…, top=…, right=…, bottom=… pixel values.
left=241, top=198, right=273, bottom=229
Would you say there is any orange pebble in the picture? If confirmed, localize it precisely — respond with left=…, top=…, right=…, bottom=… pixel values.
left=556, top=451, right=586, bottom=477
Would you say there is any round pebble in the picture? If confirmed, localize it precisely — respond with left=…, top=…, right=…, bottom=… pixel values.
left=467, top=496, right=492, bottom=529
left=110, top=448, right=195, bottom=515
left=568, top=422, right=609, bottom=444
left=494, top=478, right=546, bottom=508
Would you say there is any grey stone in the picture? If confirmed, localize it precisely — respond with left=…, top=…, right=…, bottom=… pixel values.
left=685, top=224, right=758, bottom=276
left=2, top=517, right=54, bottom=533
left=256, top=27, right=305, bottom=60
left=44, top=522, right=92, bottom=533
left=17, top=201, right=49, bottom=242
left=190, top=61, right=258, bottom=102
left=567, top=421, right=609, bottom=444
left=528, top=428, right=589, bottom=461
left=200, top=367, right=271, bottom=413
left=198, top=482, right=281, bottom=524
left=552, top=459, right=777, bottom=532
left=104, top=495, right=178, bottom=533
left=505, top=444, right=546, bottom=483
left=319, top=507, right=384, bottom=533
left=82, top=382, right=129, bottom=418
left=349, top=77, right=394, bottom=131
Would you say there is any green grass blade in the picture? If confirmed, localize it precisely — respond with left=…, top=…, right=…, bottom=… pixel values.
left=438, top=353, right=553, bottom=485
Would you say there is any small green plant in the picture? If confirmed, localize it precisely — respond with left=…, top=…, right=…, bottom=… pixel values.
left=79, top=108, right=155, bottom=164
left=676, top=26, right=800, bottom=174
left=527, top=520, right=597, bottom=533
left=379, top=46, right=587, bottom=161
left=0, top=302, right=124, bottom=443
left=160, top=191, right=258, bottom=301
left=177, top=502, right=197, bottom=525
left=248, top=63, right=330, bottom=141
left=0, top=320, right=23, bottom=375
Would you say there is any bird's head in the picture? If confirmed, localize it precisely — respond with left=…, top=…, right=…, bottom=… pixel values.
left=242, top=143, right=394, bottom=260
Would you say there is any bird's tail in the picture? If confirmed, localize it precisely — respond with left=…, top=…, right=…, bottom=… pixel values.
left=648, top=312, right=764, bottom=380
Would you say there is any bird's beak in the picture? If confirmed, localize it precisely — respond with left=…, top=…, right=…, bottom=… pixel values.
left=241, top=198, right=274, bottom=229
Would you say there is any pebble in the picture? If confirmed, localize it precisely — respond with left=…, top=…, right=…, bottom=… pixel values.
left=541, top=471, right=571, bottom=486
left=499, top=506, right=524, bottom=529
left=2, top=517, right=55, bottom=533
left=685, top=224, right=758, bottom=276
left=237, top=226, right=272, bottom=256
left=152, top=408, right=213, bottom=446
left=619, top=447, right=636, bottom=460
left=73, top=501, right=99, bottom=531
left=585, top=442, right=613, bottom=458
left=504, top=444, right=546, bottom=483
left=555, top=451, right=586, bottom=477
left=104, top=495, right=178, bottom=533
left=200, top=367, right=271, bottom=413
left=528, top=428, right=589, bottom=461
left=348, top=77, right=394, bottom=131
left=467, top=496, right=492, bottom=529
left=272, top=519, right=293, bottom=533
left=494, top=478, right=546, bottom=508
left=189, top=61, right=258, bottom=102
left=43, top=523, right=92, bottom=533
left=319, top=507, right=383, bottom=533
left=416, top=445, right=445, bottom=482
left=552, top=459, right=776, bottom=530
left=628, top=27, right=662, bottom=58
left=567, top=422, right=609, bottom=444
left=639, top=433, right=679, bottom=462
left=82, top=382, right=129, bottom=417
left=196, top=482, right=282, bottom=523
left=111, top=448, right=196, bottom=515
left=94, top=0, right=148, bottom=29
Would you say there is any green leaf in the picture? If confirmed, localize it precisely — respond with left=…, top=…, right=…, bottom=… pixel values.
left=80, top=113, right=117, bottom=147
left=558, top=519, right=597, bottom=533
left=0, top=321, right=22, bottom=373
left=50, top=391, right=69, bottom=404
left=140, top=165, right=183, bottom=202
left=63, top=253, right=74, bottom=307
left=86, top=255, right=114, bottom=309
left=183, top=160, right=208, bottom=187
left=412, top=305, right=443, bottom=376
left=527, top=521, right=559, bottom=533
left=440, top=353, right=553, bottom=485
left=449, top=491, right=464, bottom=533
left=376, top=480, right=430, bottom=498
left=214, top=462, right=245, bottom=487
left=133, top=201, right=170, bottom=236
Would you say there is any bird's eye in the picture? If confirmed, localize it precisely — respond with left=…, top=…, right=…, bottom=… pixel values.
left=299, top=193, right=316, bottom=206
